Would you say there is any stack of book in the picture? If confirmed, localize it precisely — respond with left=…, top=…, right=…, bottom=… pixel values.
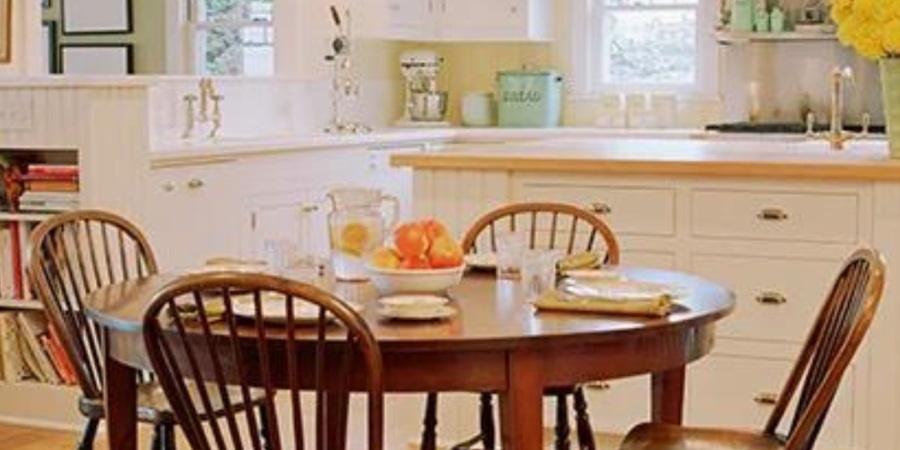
left=0, top=311, right=77, bottom=385
left=17, top=164, right=79, bottom=213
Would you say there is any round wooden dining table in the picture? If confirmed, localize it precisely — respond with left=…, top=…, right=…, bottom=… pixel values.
left=84, top=267, right=733, bottom=450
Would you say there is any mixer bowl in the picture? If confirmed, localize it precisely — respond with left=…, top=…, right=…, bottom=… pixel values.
left=409, top=91, right=448, bottom=122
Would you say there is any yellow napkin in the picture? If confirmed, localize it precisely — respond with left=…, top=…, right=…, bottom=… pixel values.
left=533, top=280, right=674, bottom=317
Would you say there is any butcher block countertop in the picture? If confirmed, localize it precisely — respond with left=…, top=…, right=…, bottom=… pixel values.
left=391, top=138, right=900, bottom=181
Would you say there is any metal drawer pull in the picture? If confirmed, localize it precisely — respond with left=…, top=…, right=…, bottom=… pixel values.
left=757, top=208, right=789, bottom=222
left=589, top=202, right=612, bottom=215
left=585, top=381, right=611, bottom=391
left=300, top=204, right=320, bottom=214
left=187, top=179, right=205, bottom=189
left=754, top=392, right=779, bottom=405
left=756, top=292, right=788, bottom=305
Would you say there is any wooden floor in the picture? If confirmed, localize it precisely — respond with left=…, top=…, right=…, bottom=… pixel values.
left=0, top=423, right=172, bottom=450
left=0, top=422, right=623, bottom=449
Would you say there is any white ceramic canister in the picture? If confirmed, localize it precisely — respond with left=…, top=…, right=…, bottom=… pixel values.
left=461, top=92, right=495, bottom=127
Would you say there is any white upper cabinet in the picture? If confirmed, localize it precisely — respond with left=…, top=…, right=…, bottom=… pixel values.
left=385, top=0, right=552, bottom=41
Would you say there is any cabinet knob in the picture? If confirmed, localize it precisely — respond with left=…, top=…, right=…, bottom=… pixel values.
left=757, top=208, right=788, bottom=222
left=187, top=178, right=205, bottom=189
left=756, top=292, right=788, bottom=305
left=589, top=202, right=612, bottom=215
left=162, top=182, right=176, bottom=192
left=753, top=392, right=779, bottom=406
left=510, top=5, right=519, bottom=13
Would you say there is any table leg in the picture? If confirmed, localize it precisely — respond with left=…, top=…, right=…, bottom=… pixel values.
left=651, top=367, right=686, bottom=425
left=104, top=341, right=138, bottom=450
left=499, top=350, right=543, bottom=450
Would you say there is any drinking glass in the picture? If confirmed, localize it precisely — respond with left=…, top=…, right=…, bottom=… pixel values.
left=496, top=232, right=527, bottom=280
left=520, top=251, right=559, bottom=299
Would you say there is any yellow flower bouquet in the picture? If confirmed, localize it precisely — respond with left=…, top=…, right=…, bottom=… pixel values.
left=832, top=0, right=900, bottom=156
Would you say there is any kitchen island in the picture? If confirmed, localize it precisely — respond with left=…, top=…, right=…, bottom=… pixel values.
left=393, top=137, right=899, bottom=450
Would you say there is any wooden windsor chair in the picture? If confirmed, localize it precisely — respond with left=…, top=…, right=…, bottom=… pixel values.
left=421, top=202, right=620, bottom=450
left=142, top=271, right=385, bottom=450
left=619, top=247, right=886, bottom=450
left=28, top=210, right=266, bottom=450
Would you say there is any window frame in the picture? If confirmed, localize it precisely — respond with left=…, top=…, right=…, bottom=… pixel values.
left=184, top=0, right=275, bottom=76
left=569, top=0, right=719, bottom=99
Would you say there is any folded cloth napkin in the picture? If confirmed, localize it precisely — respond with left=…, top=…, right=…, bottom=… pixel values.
left=533, top=279, right=675, bottom=317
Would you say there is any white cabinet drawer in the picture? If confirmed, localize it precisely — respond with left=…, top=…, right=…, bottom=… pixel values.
left=691, top=254, right=840, bottom=343
left=691, top=190, right=858, bottom=243
left=517, top=184, right=676, bottom=236
left=688, top=354, right=854, bottom=450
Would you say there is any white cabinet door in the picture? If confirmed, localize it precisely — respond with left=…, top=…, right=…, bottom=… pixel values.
left=437, top=0, right=523, bottom=40
left=387, top=0, right=437, bottom=40
left=243, top=188, right=331, bottom=262
left=144, top=162, right=241, bottom=269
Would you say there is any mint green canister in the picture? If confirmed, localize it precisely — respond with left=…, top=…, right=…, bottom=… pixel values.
left=497, top=70, right=563, bottom=128
left=882, top=59, right=900, bottom=158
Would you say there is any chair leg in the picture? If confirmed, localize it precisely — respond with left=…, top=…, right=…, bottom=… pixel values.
left=421, top=393, right=438, bottom=450
left=479, top=393, right=496, bottom=450
left=77, top=418, right=100, bottom=450
left=259, top=404, right=273, bottom=450
left=555, top=394, right=571, bottom=450
left=573, top=387, right=596, bottom=450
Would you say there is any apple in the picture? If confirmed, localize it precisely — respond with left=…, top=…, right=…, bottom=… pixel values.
left=370, top=246, right=401, bottom=269
left=428, top=236, right=464, bottom=268
left=400, top=254, right=431, bottom=270
left=394, top=222, right=430, bottom=258
left=421, top=218, right=449, bottom=243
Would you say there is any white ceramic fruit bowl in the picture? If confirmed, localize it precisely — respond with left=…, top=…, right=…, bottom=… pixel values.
left=365, top=264, right=465, bottom=295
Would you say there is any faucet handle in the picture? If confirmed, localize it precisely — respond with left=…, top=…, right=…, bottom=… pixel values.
left=805, top=112, right=817, bottom=137
left=860, top=112, right=871, bottom=137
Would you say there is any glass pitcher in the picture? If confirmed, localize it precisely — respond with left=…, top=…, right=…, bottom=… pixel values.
left=327, top=188, right=400, bottom=281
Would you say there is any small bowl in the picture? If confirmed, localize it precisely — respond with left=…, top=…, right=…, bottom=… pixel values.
left=365, top=264, right=465, bottom=295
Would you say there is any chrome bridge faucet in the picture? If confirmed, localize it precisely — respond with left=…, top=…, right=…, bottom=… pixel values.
left=806, top=66, right=869, bottom=150
left=182, top=77, right=224, bottom=140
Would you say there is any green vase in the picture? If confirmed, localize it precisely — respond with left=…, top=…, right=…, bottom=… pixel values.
left=882, top=59, right=900, bottom=158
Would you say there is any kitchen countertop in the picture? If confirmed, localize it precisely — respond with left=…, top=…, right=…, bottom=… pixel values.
left=390, top=137, right=900, bottom=181
left=148, top=127, right=705, bottom=165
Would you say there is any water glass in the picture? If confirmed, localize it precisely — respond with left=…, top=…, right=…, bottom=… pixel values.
left=520, top=251, right=559, bottom=299
left=495, top=232, right=527, bottom=280
left=263, top=239, right=298, bottom=274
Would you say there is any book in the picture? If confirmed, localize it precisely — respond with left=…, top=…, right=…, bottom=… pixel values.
left=24, top=181, right=79, bottom=193
left=0, top=228, right=15, bottom=300
left=44, top=325, right=77, bottom=385
left=16, top=312, right=60, bottom=384
left=26, top=164, right=79, bottom=177
left=0, top=312, right=28, bottom=382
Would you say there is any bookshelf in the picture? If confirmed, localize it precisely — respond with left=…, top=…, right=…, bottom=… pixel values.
left=0, top=149, right=80, bottom=427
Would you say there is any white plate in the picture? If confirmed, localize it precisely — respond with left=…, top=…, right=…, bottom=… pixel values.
left=563, top=270, right=626, bottom=282
left=378, top=295, right=449, bottom=309
left=231, top=292, right=361, bottom=325
left=558, top=279, right=688, bottom=302
left=464, top=253, right=497, bottom=270
left=378, top=305, right=457, bottom=321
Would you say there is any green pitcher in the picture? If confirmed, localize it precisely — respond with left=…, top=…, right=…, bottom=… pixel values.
left=882, top=59, right=900, bottom=158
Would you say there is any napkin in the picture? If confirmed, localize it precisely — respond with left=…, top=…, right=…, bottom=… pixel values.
left=533, top=279, right=675, bottom=317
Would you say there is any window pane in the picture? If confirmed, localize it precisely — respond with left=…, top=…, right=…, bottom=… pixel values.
left=200, top=26, right=274, bottom=75
left=200, top=0, right=272, bottom=23
left=603, top=9, right=696, bottom=85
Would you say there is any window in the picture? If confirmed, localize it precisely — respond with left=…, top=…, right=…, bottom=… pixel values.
left=188, top=0, right=274, bottom=76
left=572, top=0, right=717, bottom=96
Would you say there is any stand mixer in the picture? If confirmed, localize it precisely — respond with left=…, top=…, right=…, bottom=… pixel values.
left=396, top=50, right=450, bottom=127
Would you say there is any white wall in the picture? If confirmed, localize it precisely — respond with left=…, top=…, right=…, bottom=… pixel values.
left=0, top=0, right=43, bottom=76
